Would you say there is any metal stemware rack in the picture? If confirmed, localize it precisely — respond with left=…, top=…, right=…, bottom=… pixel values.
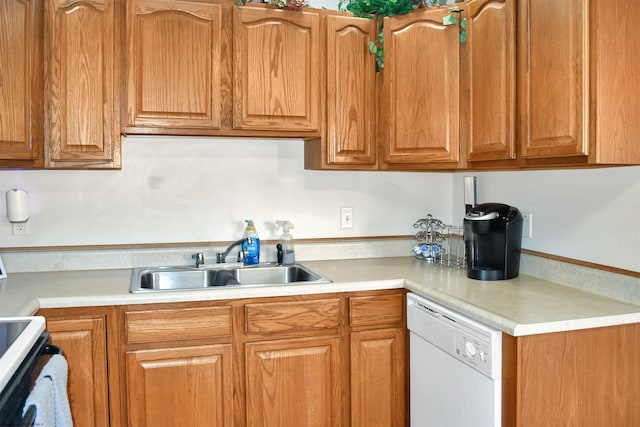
left=412, top=213, right=465, bottom=268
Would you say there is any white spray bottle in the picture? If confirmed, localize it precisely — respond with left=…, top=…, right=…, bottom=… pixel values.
left=276, top=220, right=295, bottom=265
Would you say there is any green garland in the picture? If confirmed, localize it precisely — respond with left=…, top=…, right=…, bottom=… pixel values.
left=339, top=0, right=466, bottom=72
left=339, top=0, right=414, bottom=71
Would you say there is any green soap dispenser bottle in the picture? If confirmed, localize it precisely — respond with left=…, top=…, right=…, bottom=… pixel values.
left=242, top=220, right=260, bottom=265
left=276, top=220, right=295, bottom=265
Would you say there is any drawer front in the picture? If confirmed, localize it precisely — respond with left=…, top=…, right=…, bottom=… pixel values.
left=350, top=294, right=404, bottom=328
left=126, top=306, right=232, bottom=344
left=245, top=298, right=340, bottom=334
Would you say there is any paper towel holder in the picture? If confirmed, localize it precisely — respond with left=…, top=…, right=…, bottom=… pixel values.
left=6, top=189, right=30, bottom=223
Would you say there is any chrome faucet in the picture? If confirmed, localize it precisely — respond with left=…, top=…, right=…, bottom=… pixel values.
left=192, top=252, right=205, bottom=268
left=216, top=239, right=246, bottom=263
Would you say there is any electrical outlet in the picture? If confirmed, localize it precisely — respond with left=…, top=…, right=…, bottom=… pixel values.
left=522, top=212, right=532, bottom=239
left=340, top=207, right=354, bottom=229
left=12, top=221, right=30, bottom=235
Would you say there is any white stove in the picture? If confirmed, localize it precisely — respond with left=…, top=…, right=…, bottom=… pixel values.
left=0, top=317, right=46, bottom=393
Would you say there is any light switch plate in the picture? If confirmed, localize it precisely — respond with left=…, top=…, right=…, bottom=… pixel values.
left=340, top=207, right=354, bottom=229
left=522, top=212, right=533, bottom=239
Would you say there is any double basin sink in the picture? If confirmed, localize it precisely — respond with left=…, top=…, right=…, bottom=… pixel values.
left=129, top=263, right=331, bottom=293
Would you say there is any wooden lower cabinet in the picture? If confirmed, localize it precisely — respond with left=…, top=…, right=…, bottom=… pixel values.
left=40, top=290, right=406, bottom=426
left=120, top=290, right=405, bottom=427
left=349, top=293, right=406, bottom=427
left=503, top=323, right=640, bottom=426
left=245, top=336, right=341, bottom=427
left=350, top=329, right=405, bottom=427
left=38, top=289, right=640, bottom=427
left=126, top=344, right=233, bottom=427
left=39, top=313, right=111, bottom=427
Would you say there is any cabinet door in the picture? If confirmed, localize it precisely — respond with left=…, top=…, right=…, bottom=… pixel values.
left=125, top=0, right=228, bottom=133
left=517, top=0, right=587, bottom=159
left=325, top=12, right=377, bottom=168
left=465, top=0, right=516, bottom=162
left=245, top=336, right=341, bottom=427
left=382, top=8, right=460, bottom=166
left=0, top=0, right=44, bottom=168
left=45, top=0, right=121, bottom=168
left=46, top=316, right=109, bottom=427
left=127, top=345, right=233, bottom=427
left=350, top=328, right=405, bottom=427
left=504, top=324, right=640, bottom=426
left=233, top=5, right=321, bottom=134
left=590, top=1, right=640, bottom=164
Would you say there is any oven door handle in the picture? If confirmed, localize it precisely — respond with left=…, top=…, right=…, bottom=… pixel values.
left=21, top=404, right=36, bottom=427
left=43, top=344, right=62, bottom=355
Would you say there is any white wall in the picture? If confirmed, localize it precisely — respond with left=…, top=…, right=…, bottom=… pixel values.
left=0, top=136, right=451, bottom=246
left=1, top=137, right=639, bottom=272
left=452, top=168, right=640, bottom=273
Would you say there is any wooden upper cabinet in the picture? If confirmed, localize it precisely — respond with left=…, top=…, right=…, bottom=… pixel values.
left=233, top=5, right=321, bottom=134
left=0, top=0, right=44, bottom=168
left=590, top=1, right=640, bottom=165
left=517, top=0, right=587, bottom=160
left=381, top=8, right=460, bottom=167
left=45, top=0, right=121, bottom=168
left=324, top=11, right=377, bottom=168
left=465, top=0, right=515, bottom=162
left=125, top=0, right=231, bottom=133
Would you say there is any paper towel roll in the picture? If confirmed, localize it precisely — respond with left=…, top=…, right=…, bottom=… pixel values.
left=6, top=189, right=30, bottom=222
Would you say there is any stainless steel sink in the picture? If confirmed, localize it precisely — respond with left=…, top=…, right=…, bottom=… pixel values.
left=129, top=263, right=331, bottom=293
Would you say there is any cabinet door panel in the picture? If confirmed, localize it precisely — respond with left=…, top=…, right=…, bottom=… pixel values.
left=0, top=0, right=44, bottom=167
left=465, top=0, right=515, bottom=162
left=127, top=345, right=233, bottom=427
left=351, top=328, right=405, bottom=427
left=46, top=317, right=109, bottom=427
left=382, top=8, right=460, bottom=165
left=233, top=6, right=321, bottom=133
left=518, top=0, right=587, bottom=159
left=591, top=1, right=640, bottom=164
left=46, top=0, right=121, bottom=168
left=126, top=0, right=225, bottom=131
left=514, top=324, right=640, bottom=426
left=325, top=13, right=377, bottom=166
left=245, top=336, right=340, bottom=427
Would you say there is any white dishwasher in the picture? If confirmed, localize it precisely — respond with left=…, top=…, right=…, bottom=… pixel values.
left=407, top=292, right=502, bottom=427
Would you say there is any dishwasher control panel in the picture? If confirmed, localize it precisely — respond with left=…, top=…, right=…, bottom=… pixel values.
left=454, top=330, right=495, bottom=377
left=407, top=292, right=502, bottom=379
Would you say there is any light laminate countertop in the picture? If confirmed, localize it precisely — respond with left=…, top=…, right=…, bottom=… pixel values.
left=1, top=256, right=639, bottom=336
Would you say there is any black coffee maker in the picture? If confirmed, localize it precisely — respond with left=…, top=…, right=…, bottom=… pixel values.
left=464, top=203, right=523, bottom=280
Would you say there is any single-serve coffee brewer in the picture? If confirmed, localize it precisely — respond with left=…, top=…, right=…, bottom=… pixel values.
left=464, top=203, right=523, bottom=280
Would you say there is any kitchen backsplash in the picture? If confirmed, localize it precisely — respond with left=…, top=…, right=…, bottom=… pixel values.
left=2, top=239, right=638, bottom=305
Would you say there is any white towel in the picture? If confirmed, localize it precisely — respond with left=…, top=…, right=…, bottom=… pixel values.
left=23, top=376, right=55, bottom=427
left=39, top=354, right=74, bottom=427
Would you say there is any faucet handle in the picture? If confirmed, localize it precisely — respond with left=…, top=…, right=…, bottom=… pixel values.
left=192, top=252, right=205, bottom=267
